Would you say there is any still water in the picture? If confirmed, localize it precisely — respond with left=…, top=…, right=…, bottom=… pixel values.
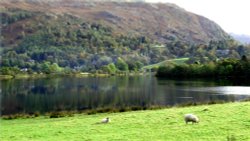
left=1, top=75, right=250, bottom=115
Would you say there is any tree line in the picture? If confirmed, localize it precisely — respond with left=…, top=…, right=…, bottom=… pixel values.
left=156, top=56, right=250, bottom=79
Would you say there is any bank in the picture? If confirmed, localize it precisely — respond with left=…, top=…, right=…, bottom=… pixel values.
left=1, top=101, right=250, bottom=141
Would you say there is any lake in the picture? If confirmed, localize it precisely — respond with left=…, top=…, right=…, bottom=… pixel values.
left=1, top=75, right=250, bottom=115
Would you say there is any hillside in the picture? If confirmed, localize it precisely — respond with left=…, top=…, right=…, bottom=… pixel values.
left=0, top=0, right=241, bottom=73
left=1, top=0, right=230, bottom=45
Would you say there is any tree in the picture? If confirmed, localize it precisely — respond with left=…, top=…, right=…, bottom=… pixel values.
left=41, top=62, right=62, bottom=73
left=41, top=62, right=51, bottom=74
left=50, top=63, right=62, bottom=73
left=135, top=61, right=144, bottom=70
left=101, top=63, right=117, bottom=74
left=0, top=67, right=20, bottom=75
left=241, top=55, right=248, bottom=62
left=116, top=58, right=128, bottom=71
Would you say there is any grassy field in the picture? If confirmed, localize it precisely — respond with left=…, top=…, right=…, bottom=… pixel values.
left=142, top=58, right=189, bottom=70
left=1, top=102, right=250, bottom=141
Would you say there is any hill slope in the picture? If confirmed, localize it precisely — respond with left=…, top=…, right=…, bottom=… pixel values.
left=1, top=0, right=230, bottom=45
left=1, top=0, right=236, bottom=73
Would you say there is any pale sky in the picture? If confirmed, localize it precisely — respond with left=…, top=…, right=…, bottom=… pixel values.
left=146, top=0, right=250, bottom=35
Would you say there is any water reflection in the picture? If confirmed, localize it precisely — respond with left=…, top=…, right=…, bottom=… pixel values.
left=1, top=76, right=250, bottom=115
left=189, top=86, right=250, bottom=95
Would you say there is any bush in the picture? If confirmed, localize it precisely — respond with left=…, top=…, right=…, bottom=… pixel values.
left=49, top=111, right=74, bottom=118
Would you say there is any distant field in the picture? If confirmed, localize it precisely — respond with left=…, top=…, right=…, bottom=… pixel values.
left=1, top=102, right=250, bottom=141
left=142, top=58, right=189, bottom=70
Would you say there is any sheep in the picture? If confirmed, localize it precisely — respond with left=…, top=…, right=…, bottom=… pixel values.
left=101, top=117, right=110, bottom=123
left=184, top=114, right=199, bottom=124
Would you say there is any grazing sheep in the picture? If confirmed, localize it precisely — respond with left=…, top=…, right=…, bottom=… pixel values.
left=184, top=114, right=199, bottom=124
left=101, top=117, right=110, bottom=123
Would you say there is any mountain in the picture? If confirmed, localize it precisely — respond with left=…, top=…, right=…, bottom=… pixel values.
left=1, top=0, right=230, bottom=45
left=230, top=33, right=250, bottom=44
left=0, top=0, right=236, bottom=73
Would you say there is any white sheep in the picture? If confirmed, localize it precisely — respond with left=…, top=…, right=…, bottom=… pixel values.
left=101, top=117, right=110, bottom=123
left=184, top=114, right=199, bottom=124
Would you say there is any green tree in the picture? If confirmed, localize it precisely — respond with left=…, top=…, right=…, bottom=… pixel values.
left=50, top=63, right=62, bottom=73
left=116, top=58, right=128, bottom=71
left=41, top=61, right=51, bottom=74
left=102, top=63, right=117, bottom=74
left=0, top=67, right=20, bottom=75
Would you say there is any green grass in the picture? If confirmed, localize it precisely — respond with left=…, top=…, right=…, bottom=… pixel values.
left=1, top=102, right=250, bottom=141
left=142, top=58, right=189, bottom=70
left=0, top=75, right=13, bottom=79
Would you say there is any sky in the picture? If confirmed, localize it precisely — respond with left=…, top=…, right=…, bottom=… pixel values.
left=146, top=0, right=250, bottom=35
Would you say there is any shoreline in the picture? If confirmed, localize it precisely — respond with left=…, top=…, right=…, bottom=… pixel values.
left=0, top=72, right=148, bottom=80
left=2, top=99, right=249, bottom=119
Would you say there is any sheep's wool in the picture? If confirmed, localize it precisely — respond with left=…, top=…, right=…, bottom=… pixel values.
left=184, top=114, right=199, bottom=124
left=101, top=118, right=110, bottom=123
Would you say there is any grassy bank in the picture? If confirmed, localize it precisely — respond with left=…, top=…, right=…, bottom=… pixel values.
left=142, top=58, right=188, bottom=70
left=0, top=72, right=146, bottom=80
left=1, top=102, right=250, bottom=141
left=0, top=75, right=14, bottom=79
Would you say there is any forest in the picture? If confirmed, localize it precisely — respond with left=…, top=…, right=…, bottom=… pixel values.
left=1, top=8, right=250, bottom=75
